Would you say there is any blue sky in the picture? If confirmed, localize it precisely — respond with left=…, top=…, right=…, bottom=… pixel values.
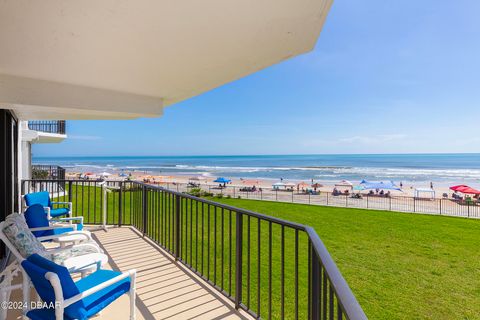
left=34, top=0, right=480, bottom=157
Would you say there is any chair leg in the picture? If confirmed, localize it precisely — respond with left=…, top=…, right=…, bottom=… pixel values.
left=22, top=270, right=30, bottom=320
left=129, top=271, right=136, bottom=320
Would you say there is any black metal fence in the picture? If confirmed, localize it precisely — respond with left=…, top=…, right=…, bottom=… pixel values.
left=28, top=120, right=66, bottom=134
left=32, top=165, right=66, bottom=181
left=20, top=179, right=367, bottom=320
left=158, top=182, right=480, bottom=219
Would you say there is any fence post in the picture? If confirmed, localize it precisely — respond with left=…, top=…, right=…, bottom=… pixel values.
left=413, top=197, right=416, bottom=212
left=261, top=190, right=263, bottom=200
left=118, top=181, right=123, bottom=227
left=439, top=198, right=442, bottom=215
left=233, top=187, right=236, bottom=198
left=142, top=186, right=148, bottom=235
left=345, top=195, right=348, bottom=207
left=235, top=211, right=243, bottom=309
left=326, top=192, right=329, bottom=206
left=310, top=243, right=321, bottom=320
left=275, top=189, right=278, bottom=201
left=467, top=201, right=470, bottom=218
left=308, top=193, right=311, bottom=205
left=389, top=197, right=392, bottom=211
left=366, top=194, right=369, bottom=208
left=175, top=195, right=181, bottom=260
left=68, top=181, right=73, bottom=203
left=292, top=191, right=294, bottom=203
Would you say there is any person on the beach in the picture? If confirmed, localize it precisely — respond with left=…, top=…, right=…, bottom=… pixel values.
left=430, top=182, right=434, bottom=189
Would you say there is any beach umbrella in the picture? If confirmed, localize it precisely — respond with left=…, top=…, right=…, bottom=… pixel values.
left=297, top=182, right=309, bottom=187
left=335, top=180, right=353, bottom=188
left=359, top=180, right=401, bottom=191
left=214, top=177, right=231, bottom=184
left=450, top=185, right=480, bottom=194
left=100, top=172, right=111, bottom=177
left=311, top=183, right=323, bottom=188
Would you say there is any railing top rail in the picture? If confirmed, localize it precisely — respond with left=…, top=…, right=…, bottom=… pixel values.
left=306, top=226, right=368, bottom=320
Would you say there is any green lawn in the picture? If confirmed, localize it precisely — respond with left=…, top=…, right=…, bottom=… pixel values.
left=57, top=185, right=480, bottom=319
left=210, top=197, right=480, bottom=320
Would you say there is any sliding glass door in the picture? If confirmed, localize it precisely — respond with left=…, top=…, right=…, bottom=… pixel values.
left=0, top=109, right=18, bottom=261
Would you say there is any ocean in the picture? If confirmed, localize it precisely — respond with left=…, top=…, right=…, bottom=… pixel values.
left=32, top=153, right=480, bottom=186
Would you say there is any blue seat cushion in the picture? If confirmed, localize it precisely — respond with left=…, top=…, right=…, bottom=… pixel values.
left=24, top=191, right=50, bottom=208
left=24, top=204, right=50, bottom=237
left=50, top=207, right=70, bottom=218
left=73, top=269, right=131, bottom=318
left=24, top=204, right=75, bottom=239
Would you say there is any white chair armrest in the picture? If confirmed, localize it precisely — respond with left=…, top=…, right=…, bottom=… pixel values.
left=37, top=231, right=92, bottom=242
left=63, top=270, right=136, bottom=308
left=51, top=216, right=83, bottom=225
left=47, top=242, right=101, bottom=254
left=29, top=224, right=74, bottom=232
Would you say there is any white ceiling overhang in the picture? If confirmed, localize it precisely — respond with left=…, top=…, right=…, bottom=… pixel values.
left=0, top=0, right=333, bottom=120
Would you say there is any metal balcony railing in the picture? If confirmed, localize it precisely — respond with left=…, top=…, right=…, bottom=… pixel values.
left=21, top=179, right=368, bottom=320
left=28, top=120, right=66, bottom=134
left=31, top=165, right=66, bottom=181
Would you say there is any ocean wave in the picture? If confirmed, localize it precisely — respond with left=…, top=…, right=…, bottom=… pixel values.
left=59, top=162, right=480, bottom=183
left=173, top=164, right=348, bottom=172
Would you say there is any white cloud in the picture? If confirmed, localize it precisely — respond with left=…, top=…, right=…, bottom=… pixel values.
left=68, top=135, right=102, bottom=141
left=338, top=134, right=407, bottom=144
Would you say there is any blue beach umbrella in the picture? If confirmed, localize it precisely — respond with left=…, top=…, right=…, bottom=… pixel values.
left=214, top=177, right=231, bottom=184
left=359, top=180, right=401, bottom=191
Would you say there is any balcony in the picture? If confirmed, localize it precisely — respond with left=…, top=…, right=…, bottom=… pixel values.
left=28, top=121, right=66, bottom=135
left=24, top=121, right=66, bottom=143
left=16, top=179, right=367, bottom=319
left=31, top=165, right=66, bottom=181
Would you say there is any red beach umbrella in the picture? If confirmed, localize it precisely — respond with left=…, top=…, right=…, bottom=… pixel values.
left=449, top=185, right=480, bottom=194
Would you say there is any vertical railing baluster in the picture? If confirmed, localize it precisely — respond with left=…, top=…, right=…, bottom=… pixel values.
left=295, top=229, right=299, bottom=320
left=142, top=186, right=148, bottom=235
left=310, top=243, right=321, bottom=320
left=281, top=225, right=285, bottom=319
left=118, top=181, right=123, bottom=226
left=268, top=221, right=272, bottom=320
left=257, top=218, right=261, bottom=318
left=247, top=215, right=251, bottom=309
left=214, top=206, right=217, bottom=284
left=175, top=194, right=180, bottom=260
left=235, top=211, right=243, bottom=309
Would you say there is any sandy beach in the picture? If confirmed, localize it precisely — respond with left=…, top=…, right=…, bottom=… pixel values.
left=65, top=170, right=455, bottom=199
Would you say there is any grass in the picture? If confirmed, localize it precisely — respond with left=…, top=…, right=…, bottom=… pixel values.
left=211, top=197, right=480, bottom=320
left=55, top=185, right=480, bottom=319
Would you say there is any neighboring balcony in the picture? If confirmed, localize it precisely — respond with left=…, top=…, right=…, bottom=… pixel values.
left=31, top=164, right=66, bottom=181
left=23, top=120, right=67, bottom=143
